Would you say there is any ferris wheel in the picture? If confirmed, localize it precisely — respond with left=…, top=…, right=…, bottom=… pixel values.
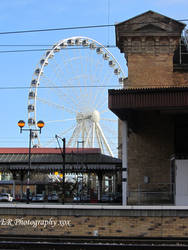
left=28, top=36, right=125, bottom=157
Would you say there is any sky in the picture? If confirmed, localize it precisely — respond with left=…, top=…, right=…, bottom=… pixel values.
left=0, top=0, right=187, bottom=154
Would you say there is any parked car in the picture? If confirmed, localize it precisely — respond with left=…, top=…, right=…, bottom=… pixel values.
left=0, top=193, right=13, bottom=202
left=73, top=196, right=81, bottom=202
left=20, top=194, right=32, bottom=202
left=32, top=194, right=44, bottom=202
left=101, top=194, right=113, bottom=202
left=113, top=192, right=122, bottom=203
left=48, top=194, right=59, bottom=202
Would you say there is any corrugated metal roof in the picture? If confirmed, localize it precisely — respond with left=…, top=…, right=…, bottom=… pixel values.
left=109, top=86, right=188, bottom=95
left=0, top=163, right=120, bottom=172
left=0, top=151, right=121, bottom=172
left=0, top=153, right=121, bottom=164
left=109, top=87, right=188, bottom=111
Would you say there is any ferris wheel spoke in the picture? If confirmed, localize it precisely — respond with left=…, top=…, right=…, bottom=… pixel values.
left=78, top=48, right=99, bottom=109
left=59, top=49, right=82, bottom=82
left=59, top=47, right=86, bottom=95
left=44, top=61, right=84, bottom=107
left=93, top=90, right=108, bottom=110
left=83, top=56, right=96, bottom=105
left=75, top=48, right=88, bottom=108
left=36, top=97, right=77, bottom=114
left=88, top=49, right=110, bottom=106
left=91, top=89, right=107, bottom=111
left=95, top=93, right=108, bottom=111
left=100, top=124, right=117, bottom=138
left=100, top=110, right=110, bottom=114
left=93, top=69, right=115, bottom=109
left=40, top=74, right=80, bottom=110
left=83, top=56, right=104, bottom=108
left=50, top=55, right=87, bottom=93
left=89, top=74, right=109, bottom=109
left=101, top=118, right=117, bottom=122
left=44, top=123, right=76, bottom=146
left=45, top=118, right=76, bottom=124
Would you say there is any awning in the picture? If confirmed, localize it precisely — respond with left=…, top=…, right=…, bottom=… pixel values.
left=108, top=87, right=188, bottom=120
left=0, top=163, right=120, bottom=172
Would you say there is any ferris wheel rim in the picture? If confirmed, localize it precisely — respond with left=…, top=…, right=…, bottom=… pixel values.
left=28, top=36, right=126, bottom=153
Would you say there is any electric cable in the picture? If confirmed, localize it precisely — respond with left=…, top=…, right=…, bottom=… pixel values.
left=0, top=19, right=186, bottom=36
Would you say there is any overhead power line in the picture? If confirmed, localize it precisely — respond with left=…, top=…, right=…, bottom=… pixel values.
left=2, top=83, right=188, bottom=91
left=0, top=45, right=117, bottom=54
left=0, top=19, right=187, bottom=36
left=0, top=24, right=114, bottom=35
left=0, top=85, right=122, bottom=90
left=0, top=43, right=185, bottom=54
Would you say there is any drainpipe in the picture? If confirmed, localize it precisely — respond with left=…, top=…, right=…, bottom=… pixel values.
left=122, top=120, right=128, bottom=206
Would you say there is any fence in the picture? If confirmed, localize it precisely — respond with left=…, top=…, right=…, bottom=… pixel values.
left=128, top=183, right=174, bottom=205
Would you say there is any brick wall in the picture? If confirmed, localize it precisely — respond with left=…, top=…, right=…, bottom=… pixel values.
left=0, top=206, right=188, bottom=238
left=127, top=111, right=174, bottom=204
left=173, top=72, right=188, bottom=86
left=128, top=54, right=174, bottom=88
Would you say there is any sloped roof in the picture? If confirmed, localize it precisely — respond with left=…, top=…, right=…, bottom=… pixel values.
left=115, top=10, right=186, bottom=52
left=116, top=10, right=185, bottom=27
left=0, top=148, right=121, bottom=172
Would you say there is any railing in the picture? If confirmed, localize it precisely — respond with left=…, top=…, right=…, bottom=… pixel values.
left=183, top=29, right=188, bottom=51
left=128, top=183, right=174, bottom=205
left=178, top=29, right=188, bottom=64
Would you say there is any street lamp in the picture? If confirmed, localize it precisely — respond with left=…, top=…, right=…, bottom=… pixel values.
left=18, top=120, right=45, bottom=204
left=55, top=135, right=66, bottom=204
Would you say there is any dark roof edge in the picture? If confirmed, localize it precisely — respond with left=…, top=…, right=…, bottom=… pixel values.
left=109, top=86, right=188, bottom=95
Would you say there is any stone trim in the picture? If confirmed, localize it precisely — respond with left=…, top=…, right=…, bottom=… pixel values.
left=0, top=204, right=188, bottom=217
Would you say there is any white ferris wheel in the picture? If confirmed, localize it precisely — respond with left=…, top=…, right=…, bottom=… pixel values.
left=27, top=36, right=125, bottom=157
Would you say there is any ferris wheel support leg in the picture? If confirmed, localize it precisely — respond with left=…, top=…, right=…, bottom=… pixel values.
left=95, top=125, right=104, bottom=154
left=92, top=122, right=95, bottom=148
left=96, top=122, right=114, bottom=157
left=85, top=126, right=92, bottom=147
left=67, top=125, right=80, bottom=147
left=122, top=120, right=128, bottom=206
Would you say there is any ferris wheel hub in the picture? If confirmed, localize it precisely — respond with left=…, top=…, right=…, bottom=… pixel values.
left=76, top=110, right=100, bottom=123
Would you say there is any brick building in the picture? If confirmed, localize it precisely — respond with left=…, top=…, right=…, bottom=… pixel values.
left=109, top=11, right=188, bottom=205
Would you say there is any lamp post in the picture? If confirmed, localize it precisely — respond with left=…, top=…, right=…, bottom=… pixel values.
left=55, top=135, right=66, bottom=204
left=18, top=120, right=45, bottom=204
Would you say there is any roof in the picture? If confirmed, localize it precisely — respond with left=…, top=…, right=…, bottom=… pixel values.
left=109, top=86, right=188, bottom=94
left=0, top=148, right=121, bottom=172
left=115, top=10, right=185, bottom=52
left=108, top=87, right=188, bottom=120
left=115, top=10, right=185, bottom=27
left=0, top=147, right=101, bottom=154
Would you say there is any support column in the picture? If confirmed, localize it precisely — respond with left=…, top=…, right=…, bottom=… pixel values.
left=12, top=172, right=17, bottom=200
left=122, top=120, right=128, bottom=206
left=20, top=172, right=24, bottom=200
left=97, top=172, right=103, bottom=202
